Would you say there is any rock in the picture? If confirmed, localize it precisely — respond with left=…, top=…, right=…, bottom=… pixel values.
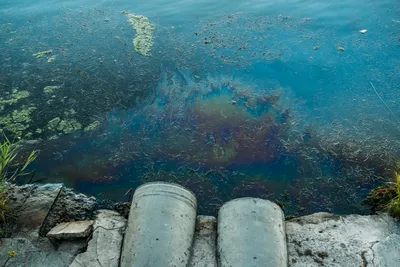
left=70, top=210, right=126, bottom=267
left=189, top=216, right=217, bottom=267
left=372, top=233, right=400, bottom=267
left=113, top=202, right=131, bottom=219
left=47, top=221, right=93, bottom=240
left=0, top=237, right=85, bottom=267
left=5, top=183, right=62, bottom=237
left=286, top=212, right=400, bottom=267
left=40, top=187, right=97, bottom=236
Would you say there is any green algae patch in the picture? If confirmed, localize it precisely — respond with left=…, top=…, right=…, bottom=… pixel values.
left=84, top=121, right=101, bottom=132
left=32, top=50, right=53, bottom=59
left=47, top=116, right=84, bottom=135
left=0, top=89, right=30, bottom=109
left=47, top=117, right=61, bottom=131
left=43, top=85, right=61, bottom=95
left=0, top=105, right=36, bottom=137
left=57, top=119, right=82, bottom=134
left=123, top=11, right=155, bottom=56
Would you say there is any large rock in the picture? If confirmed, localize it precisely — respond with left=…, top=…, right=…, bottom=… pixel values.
left=286, top=212, right=400, bottom=267
left=70, top=210, right=127, bottom=267
left=40, top=187, right=97, bottom=236
left=47, top=221, right=93, bottom=240
left=5, top=183, right=62, bottom=237
left=189, top=216, right=217, bottom=267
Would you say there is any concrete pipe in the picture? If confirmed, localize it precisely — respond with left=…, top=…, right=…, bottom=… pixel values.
left=120, top=182, right=197, bottom=267
left=218, top=198, right=287, bottom=267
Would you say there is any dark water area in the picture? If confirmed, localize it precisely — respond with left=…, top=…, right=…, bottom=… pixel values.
left=1, top=0, right=400, bottom=216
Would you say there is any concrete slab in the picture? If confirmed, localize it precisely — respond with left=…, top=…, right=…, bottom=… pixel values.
left=47, top=221, right=93, bottom=240
left=0, top=237, right=85, bottom=267
left=70, top=210, right=126, bottom=267
left=286, top=212, right=400, bottom=267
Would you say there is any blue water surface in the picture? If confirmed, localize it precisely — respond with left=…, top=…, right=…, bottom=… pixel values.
left=1, top=0, right=400, bottom=216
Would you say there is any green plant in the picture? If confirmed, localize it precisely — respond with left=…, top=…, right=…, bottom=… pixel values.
left=0, top=133, right=37, bottom=237
left=0, top=133, right=37, bottom=193
left=386, top=172, right=400, bottom=218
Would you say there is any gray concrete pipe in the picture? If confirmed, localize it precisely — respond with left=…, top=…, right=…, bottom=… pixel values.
left=218, top=198, right=288, bottom=267
left=120, top=182, right=197, bottom=267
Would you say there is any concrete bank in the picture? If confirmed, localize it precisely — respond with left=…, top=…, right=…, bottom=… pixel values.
left=0, top=182, right=399, bottom=267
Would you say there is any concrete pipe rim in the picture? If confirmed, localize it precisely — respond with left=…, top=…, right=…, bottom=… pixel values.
left=219, top=197, right=282, bottom=211
left=134, top=181, right=197, bottom=201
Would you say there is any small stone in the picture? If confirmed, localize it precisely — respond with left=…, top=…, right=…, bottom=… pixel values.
left=47, top=221, right=93, bottom=240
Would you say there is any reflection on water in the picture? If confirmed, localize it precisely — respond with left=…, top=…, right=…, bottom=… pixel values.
left=1, top=0, right=400, bottom=215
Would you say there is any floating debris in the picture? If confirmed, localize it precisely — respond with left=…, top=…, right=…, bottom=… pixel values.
left=32, top=50, right=53, bottom=59
left=47, top=56, right=56, bottom=63
left=338, top=46, right=345, bottom=52
left=84, top=121, right=101, bottom=132
left=43, top=85, right=61, bottom=95
left=122, top=11, right=155, bottom=56
left=359, top=29, right=368, bottom=34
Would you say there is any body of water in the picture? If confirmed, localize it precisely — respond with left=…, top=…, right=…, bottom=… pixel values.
left=1, top=0, right=399, bottom=215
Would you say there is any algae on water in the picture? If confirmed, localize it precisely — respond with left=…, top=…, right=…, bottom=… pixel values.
left=123, top=11, right=155, bottom=56
left=57, top=119, right=82, bottom=134
left=32, top=50, right=53, bottom=59
left=0, top=89, right=30, bottom=111
left=0, top=105, right=36, bottom=137
left=84, top=121, right=101, bottom=132
left=43, top=85, right=61, bottom=95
